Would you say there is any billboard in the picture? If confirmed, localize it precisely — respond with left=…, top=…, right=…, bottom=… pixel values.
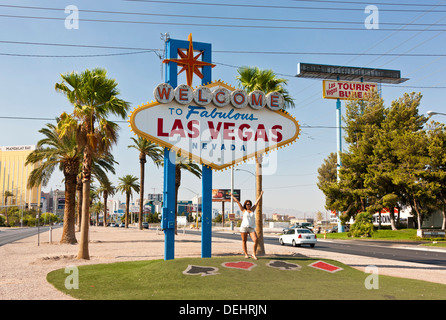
left=297, top=62, right=408, bottom=84
left=323, top=80, right=377, bottom=100
left=212, top=189, right=240, bottom=201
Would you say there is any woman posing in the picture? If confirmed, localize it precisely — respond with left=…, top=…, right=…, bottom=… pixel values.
left=231, top=191, right=264, bottom=260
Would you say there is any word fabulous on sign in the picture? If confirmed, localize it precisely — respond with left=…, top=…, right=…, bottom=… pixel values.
left=130, top=81, right=300, bottom=170
left=323, top=80, right=377, bottom=100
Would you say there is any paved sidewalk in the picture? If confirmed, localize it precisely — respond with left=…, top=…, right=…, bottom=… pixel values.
left=1, top=226, right=446, bottom=300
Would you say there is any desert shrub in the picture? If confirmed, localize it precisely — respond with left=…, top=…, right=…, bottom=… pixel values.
left=348, top=212, right=374, bottom=237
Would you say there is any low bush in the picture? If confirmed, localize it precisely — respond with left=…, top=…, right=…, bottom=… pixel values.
left=348, top=212, right=374, bottom=238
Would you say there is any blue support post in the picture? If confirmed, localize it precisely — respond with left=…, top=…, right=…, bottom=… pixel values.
left=162, top=147, right=176, bottom=260
left=162, top=37, right=178, bottom=260
left=201, top=166, right=212, bottom=258
left=200, top=40, right=213, bottom=258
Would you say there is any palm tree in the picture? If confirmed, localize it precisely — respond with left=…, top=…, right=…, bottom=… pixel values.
left=117, top=175, right=140, bottom=228
left=96, top=179, right=115, bottom=227
left=26, top=122, right=81, bottom=244
left=3, top=191, right=13, bottom=226
left=55, top=68, right=130, bottom=260
left=175, top=154, right=202, bottom=234
left=236, top=66, right=295, bottom=256
left=91, top=201, right=105, bottom=226
left=128, top=137, right=163, bottom=230
left=75, top=153, right=117, bottom=231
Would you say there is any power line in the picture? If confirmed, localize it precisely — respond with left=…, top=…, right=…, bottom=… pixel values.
left=2, top=14, right=446, bottom=32
left=0, top=50, right=156, bottom=58
left=2, top=4, right=446, bottom=27
left=290, top=0, right=446, bottom=7
left=124, top=0, right=446, bottom=13
left=1, top=40, right=446, bottom=58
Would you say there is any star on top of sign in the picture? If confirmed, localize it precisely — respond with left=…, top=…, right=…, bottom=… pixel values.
left=163, top=33, right=216, bottom=86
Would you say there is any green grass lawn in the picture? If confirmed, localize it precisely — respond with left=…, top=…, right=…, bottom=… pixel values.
left=47, top=256, right=446, bottom=300
left=324, top=228, right=419, bottom=241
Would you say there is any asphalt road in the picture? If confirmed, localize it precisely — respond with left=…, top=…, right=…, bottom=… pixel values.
left=0, top=226, right=56, bottom=246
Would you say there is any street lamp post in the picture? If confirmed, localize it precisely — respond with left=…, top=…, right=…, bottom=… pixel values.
left=427, top=110, right=446, bottom=117
left=183, top=187, right=200, bottom=229
left=234, top=169, right=256, bottom=196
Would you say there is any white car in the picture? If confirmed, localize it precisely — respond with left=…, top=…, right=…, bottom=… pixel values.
left=279, top=228, right=317, bottom=248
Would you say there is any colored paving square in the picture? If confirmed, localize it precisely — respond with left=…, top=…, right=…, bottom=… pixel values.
left=309, top=261, right=343, bottom=273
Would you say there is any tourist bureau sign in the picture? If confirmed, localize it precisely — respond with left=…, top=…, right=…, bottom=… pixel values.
left=323, top=80, right=377, bottom=100
left=129, top=80, right=300, bottom=170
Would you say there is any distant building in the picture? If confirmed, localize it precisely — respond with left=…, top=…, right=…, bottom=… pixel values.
left=147, top=193, right=163, bottom=202
left=272, top=213, right=291, bottom=221
left=0, top=145, right=41, bottom=210
left=52, top=189, right=65, bottom=218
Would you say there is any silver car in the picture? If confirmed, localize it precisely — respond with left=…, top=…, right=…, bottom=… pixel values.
left=279, top=228, right=317, bottom=248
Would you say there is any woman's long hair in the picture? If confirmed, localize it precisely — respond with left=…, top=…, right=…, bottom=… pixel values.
left=243, top=200, right=253, bottom=210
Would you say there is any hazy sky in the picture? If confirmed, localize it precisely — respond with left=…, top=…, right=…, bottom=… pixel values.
left=1, top=0, right=445, bottom=215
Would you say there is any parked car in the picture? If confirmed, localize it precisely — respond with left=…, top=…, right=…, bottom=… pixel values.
left=142, top=222, right=149, bottom=229
left=283, top=222, right=314, bottom=233
left=279, top=228, right=317, bottom=247
left=119, top=223, right=125, bottom=228
left=326, top=225, right=338, bottom=233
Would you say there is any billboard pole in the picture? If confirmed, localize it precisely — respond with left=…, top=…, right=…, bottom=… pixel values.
left=336, top=94, right=344, bottom=232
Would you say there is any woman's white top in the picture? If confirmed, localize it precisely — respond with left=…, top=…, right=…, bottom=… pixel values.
left=241, top=210, right=256, bottom=229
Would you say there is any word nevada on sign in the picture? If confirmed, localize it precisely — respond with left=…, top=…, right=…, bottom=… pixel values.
left=129, top=81, right=300, bottom=170
left=322, top=80, right=377, bottom=100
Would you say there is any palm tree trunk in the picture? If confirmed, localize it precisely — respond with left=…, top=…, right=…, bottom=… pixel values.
left=77, top=145, right=93, bottom=260
left=125, top=192, right=130, bottom=228
left=255, top=154, right=265, bottom=256
left=76, top=175, right=83, bottom=232
left=60, top=171, right=78, bottom=244
left=139, top=155, right=146, bottom=230
left=103, top=191, right=108, bottom=227
left=77, top=176, right=91, bottom=259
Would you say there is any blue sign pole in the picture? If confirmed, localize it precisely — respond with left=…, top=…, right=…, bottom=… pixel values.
left=201, top=45, right=213, bottom=258
left=162, top=36, right=213, bottom=260
left=162, top=37, right=178, bottom=260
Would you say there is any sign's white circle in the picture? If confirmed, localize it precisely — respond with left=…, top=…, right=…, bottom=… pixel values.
left=193, top=86, right=212, bottom=106
left=212, top=87, right=231, bottom=108
left=266, top=92, right=284, bottom=111
left=230, top=89, right=248, bottom=109
left=248, top=90, right=266, bottom=110
left=154, top=83, right=174, bottom=104
left=174, top=84, right=193, bottom=105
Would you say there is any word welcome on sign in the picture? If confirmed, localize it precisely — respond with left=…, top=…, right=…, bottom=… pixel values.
left=154, top=82, right=285, bottom=111
left=129, top=81, right=300, bottom=170
left=322, top=80, right=377, bottom=100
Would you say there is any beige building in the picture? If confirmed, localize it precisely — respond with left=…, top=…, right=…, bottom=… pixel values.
left=0, top=145, right=41, bottom=210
